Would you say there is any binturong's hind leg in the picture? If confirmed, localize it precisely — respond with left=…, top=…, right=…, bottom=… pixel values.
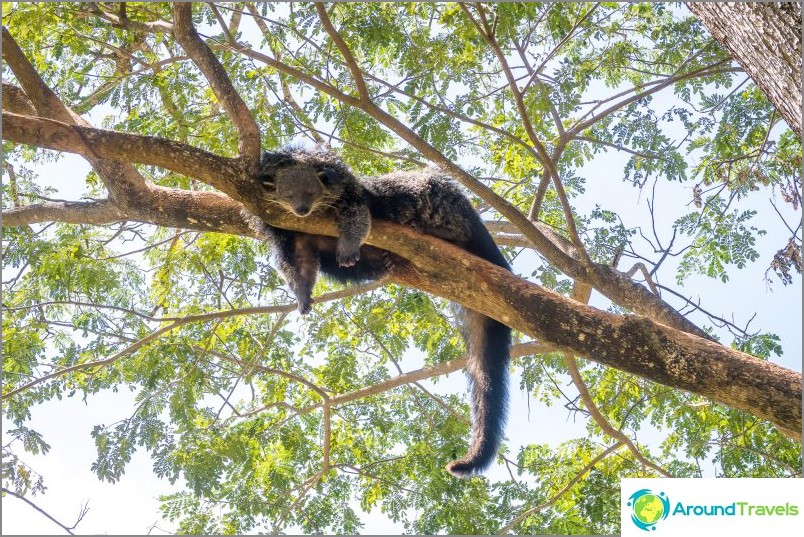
left=273, top=232, right=320, bottom=314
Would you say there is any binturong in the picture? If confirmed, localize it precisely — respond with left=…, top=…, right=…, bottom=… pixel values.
left=256, top=146, right=512, bottom=477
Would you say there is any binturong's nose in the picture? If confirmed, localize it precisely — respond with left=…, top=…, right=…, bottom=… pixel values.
left=294, top=204, right=311, bottom=216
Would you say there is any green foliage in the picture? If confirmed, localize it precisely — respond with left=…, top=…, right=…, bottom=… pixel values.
left=675, top=201, right=765, bottom=283
left=2, top=2, right=800, bottom=535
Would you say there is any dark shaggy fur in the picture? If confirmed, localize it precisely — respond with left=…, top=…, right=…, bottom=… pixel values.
left=257, top=147, right=512, bottom=477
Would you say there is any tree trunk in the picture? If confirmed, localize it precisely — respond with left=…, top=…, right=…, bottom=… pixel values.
left=686, top=2, right=802, bottom=138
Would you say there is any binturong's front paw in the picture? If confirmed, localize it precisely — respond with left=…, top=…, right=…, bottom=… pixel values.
left=337, top=243, right=361, bottom=267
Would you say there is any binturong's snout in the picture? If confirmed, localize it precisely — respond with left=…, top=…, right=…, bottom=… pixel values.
left=293, top=203, right=311, bottom=216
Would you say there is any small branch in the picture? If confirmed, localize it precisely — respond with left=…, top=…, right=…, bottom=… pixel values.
left=625, top=262, right=660, bottom=296
left=522, top=3, right=602, bottom=94
left=655, top=283, right=757, bottom=339
left=322, top=402, right=332, bottom=472
left=459, top=3, right=590, bottom=261
left=528, top=170, right=552, bottom=220
left=1, top=487, right=88, bottom=535
left=567, top=61, right=735, bottom=136
left=302, top=341, right=555, bottom=413
left=208, top=2, right=236, bottom=45
left=172, top=3, right=261, bottom=162
left=575, top=135, right=670, bottom=162
left=496, top=442, right=624, bottom=534
left=2, top=161, right=22, bottom=207
left=206, top=346, right=330, bottom=402
left=247, top=5, right=326, bottom=145
left=85, top=5, right=173, bottom=33
left=315, top=4, right=370, bottom=101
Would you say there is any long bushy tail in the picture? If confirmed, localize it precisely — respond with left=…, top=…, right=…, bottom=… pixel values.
left=444, top=213, right=513, bottom=477
left=446, top=307, right=512, bottom=477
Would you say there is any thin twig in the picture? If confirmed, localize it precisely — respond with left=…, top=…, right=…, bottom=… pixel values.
left=1, top=488, right=88, bottom=535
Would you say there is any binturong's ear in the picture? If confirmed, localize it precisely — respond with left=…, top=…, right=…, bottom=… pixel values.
left=317, top=167, right=342, bottom=186
left=257, top=172, right=277, bottom=192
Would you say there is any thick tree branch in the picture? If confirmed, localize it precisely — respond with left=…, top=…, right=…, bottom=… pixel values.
left=4, top=12, right=798, bottom=438
left=381, top=235, right=800, bottom=439
left=1, top=82, right=37, bottom=116
left=1, top=112, right=242, bottom=193
left=172, top=3, right=261, bottom=163
left=2, top=27, right=72, bottom=123
left=0, top=188, right=265, bottom=240
left=3, top=106, right=712, bottom=343
left=1, top=199, right=123, bottom=227
left=3, top=105, right=708, bottom=339
left=5, top=155, right=795, bottom=440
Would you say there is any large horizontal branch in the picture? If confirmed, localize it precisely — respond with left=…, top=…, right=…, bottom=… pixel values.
left=2, top=127, right=799, bottom=436
left=168, top=181, right=800, bottom=438
left=1, top=199, right=123, bottom=227
left=0, top=185, right=269, bottom=241
left=374, top=226, right=802, bottom=439
left=1, top=112, right=243, bottom=193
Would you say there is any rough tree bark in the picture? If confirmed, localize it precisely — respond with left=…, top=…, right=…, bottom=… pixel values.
left=686, top=2, right=802, bottom=138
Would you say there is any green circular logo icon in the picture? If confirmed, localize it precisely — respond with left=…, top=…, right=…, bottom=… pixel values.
left=627, top=489, right=670, bottom=531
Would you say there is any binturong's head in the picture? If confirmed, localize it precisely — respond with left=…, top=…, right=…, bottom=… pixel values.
left=257, top=148, right=346, bottom=217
